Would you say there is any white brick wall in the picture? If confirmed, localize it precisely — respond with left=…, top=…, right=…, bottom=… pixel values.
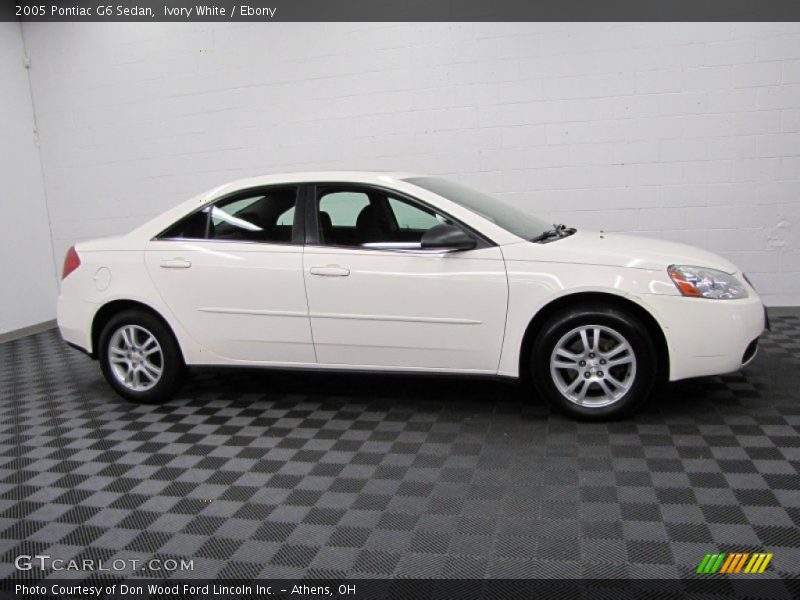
left=0, top=22, right=58, bottom=334
left=18, top=21, right=800, bottom=309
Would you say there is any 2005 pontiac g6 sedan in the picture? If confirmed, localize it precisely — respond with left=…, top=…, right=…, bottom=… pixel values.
left=57, top=172, right=766, bottom=419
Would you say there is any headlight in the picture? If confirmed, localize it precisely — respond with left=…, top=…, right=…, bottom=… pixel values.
left=667, top=265, right=749, bottom=299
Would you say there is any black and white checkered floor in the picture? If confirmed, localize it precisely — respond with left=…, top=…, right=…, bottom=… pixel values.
left=0, top=316, right=798, bottom=582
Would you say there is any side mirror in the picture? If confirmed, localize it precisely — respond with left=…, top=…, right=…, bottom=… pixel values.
left=420, top=224, right=476, bottom=252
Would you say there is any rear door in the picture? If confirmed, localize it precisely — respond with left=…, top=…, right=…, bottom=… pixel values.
left=145, top=185, right=315, bottom=364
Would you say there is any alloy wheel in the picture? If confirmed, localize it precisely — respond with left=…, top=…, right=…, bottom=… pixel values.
left=107, top=324, right=163, bottom=392
left=549, top=324, right=637, bottom=407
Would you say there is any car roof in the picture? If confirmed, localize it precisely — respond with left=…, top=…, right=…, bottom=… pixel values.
left=122, top=171, right=523, bottom=247
left=206, top=171, right=424, bottom=196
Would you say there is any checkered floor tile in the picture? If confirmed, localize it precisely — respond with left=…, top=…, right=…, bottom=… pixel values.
left=0, top=316, right=798, bottom=581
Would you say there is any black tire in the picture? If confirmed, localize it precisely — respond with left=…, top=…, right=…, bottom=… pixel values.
left=530, top=304, right=658, bottom=420
left=98, top=309, right=184, bottom=403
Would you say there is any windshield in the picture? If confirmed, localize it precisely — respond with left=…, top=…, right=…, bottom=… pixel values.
left=405, top=177, right=552, bottom=240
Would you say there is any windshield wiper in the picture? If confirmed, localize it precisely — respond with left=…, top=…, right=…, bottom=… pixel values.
left=530, top=223, right=575, bottom=243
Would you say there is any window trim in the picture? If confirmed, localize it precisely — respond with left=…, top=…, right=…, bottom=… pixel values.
left=153, top=184, right=306, bottom=246
left=304, top=182, right=495, bottom=251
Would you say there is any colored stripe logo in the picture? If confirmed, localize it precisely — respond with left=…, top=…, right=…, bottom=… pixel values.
left=696, top=552, right=773, bottom=574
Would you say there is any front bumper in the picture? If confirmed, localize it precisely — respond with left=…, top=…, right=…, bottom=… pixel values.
left=642, top=293, right=765, bottom=381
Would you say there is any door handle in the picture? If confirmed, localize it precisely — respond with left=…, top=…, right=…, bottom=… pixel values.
left=310, top=265, right=350, bottom=277
left=160, top=258, right=192, bottom=269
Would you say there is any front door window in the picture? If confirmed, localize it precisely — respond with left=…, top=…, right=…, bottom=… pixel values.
left=316, top=187, right=449, bottom=249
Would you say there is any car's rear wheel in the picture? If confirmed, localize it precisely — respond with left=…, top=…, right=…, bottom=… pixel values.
left=98, top=310, right=183, bottom=403
left=530, top=305, right=657, bottom=419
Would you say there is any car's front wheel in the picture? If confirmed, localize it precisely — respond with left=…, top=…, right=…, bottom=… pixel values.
left=530, top=305, right=657, bottom=419
left=98, top=310, right=183, bottom=403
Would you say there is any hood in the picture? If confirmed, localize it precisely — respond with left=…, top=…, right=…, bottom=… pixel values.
left=502, top=230, right=740, bottom=273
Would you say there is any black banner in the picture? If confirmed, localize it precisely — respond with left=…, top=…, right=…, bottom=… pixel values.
left=1, top=579, right=797, bottom=600
left=3, top=0, right=800, bottom=22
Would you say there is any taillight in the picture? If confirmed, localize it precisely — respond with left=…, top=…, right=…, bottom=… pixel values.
left=62, top=246, right=81, bottom=279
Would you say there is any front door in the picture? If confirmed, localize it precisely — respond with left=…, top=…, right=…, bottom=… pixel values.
left=145, top=185, right=315, bottom=364
left=303, top=185, right=508, bottom=372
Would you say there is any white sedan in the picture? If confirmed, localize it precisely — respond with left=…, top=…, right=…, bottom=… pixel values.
left=57, top=172, right=766, bottom=419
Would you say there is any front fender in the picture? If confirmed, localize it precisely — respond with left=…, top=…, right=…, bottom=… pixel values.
left=497, top=255, right=674, bottom=378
